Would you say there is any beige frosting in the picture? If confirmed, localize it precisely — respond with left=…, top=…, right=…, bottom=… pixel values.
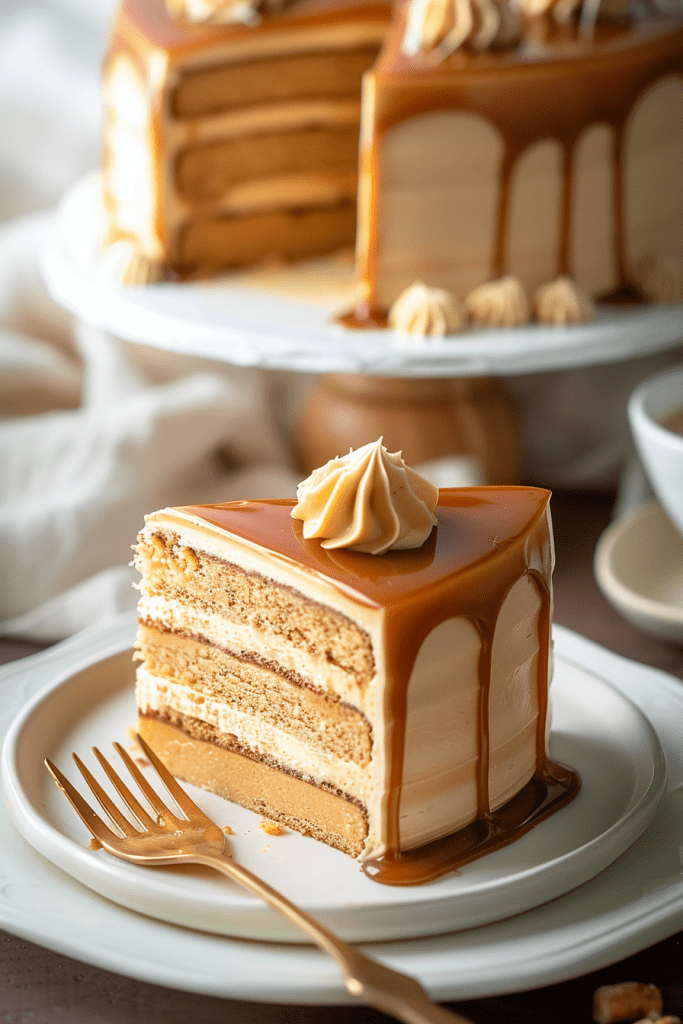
left=465, top=275, right=530, bottom=327
left=388, top=281, right=465, bottom=335
left=402, top=0, right=521, bottom=57
left=533, top=276, right=595, bottom=325
left=166, top=0, right=286, bottom=26
left=290, top=438, right=438, bottom=554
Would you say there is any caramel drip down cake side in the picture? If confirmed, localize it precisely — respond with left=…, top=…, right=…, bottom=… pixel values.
left=356, top=11, right=683, bottom=314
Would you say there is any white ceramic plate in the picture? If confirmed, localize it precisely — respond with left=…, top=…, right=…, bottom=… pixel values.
left=1, top=615, right=682, bottom=1003
left=41, top=174, right=683, bottom=377
left=595, top=499, right=683, bottom=645
left=2, top=628, right=666, bottom=944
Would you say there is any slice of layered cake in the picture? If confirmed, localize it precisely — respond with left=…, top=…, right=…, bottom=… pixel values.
left=133, top=440, right=579, bottom=884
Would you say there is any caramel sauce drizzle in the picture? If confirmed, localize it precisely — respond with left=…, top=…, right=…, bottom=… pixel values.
left=179, top=489, right=580, bottom=886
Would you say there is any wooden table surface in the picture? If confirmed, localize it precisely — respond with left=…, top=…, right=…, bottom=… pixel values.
left=2, top=490, right=682, bottom=1024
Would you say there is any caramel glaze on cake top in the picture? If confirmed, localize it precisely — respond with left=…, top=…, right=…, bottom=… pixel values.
left=354, top=5, right=683, bottom=320
left=108, top=0, right=392, bottom=64
left=177, top=488, right=580, bottom=885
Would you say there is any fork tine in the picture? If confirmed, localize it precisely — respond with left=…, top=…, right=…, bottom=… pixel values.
left=133, top=734, right=210, bottom=822
left=111, top=740, right=177, bottom=822
left=72, top=753, right=139, bottom=836
left=45, top=758, right=119, bottom=846
left=93, top=746, right=158, bottom=832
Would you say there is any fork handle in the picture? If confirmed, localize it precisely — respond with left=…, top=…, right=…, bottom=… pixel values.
left=193, top=847, right=471, bottom=1024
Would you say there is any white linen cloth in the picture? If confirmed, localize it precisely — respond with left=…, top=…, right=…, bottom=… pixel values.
left=0, top=209, right=299, bottom=640
left=1, top=0, right=682, bottom=642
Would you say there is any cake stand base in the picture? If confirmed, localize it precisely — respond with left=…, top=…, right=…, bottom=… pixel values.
left=295, top=374, right=521, bottom=483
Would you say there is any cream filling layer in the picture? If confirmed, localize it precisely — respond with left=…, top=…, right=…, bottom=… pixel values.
left=177, top=170, right=358, bottom=217
left=137, top=593, right=371, bottom=710
left=136, top=667, right=372, bottom=805
left=166, top=98, right=362, bottom=145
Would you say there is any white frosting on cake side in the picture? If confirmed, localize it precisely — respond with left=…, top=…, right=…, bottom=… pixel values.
left=361, top=71, right=683, bottom=308
left=399, top=574, right=545, bottom=849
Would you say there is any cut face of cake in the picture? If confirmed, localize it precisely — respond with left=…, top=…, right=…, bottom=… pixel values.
left=103, top=0, right=390, bottom=280
left=133, top=459, right=579, bottom=883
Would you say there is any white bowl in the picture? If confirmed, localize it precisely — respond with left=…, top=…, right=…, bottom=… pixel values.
left=628, top=364, right=683, bottom=539
left=594, top=499, right=683, bottom=644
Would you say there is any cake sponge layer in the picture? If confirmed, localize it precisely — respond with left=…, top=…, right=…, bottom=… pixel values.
left=176, top=125, right=361, bottom=199
left=138, top=714, right=368, bottom=857
left=172, top=45, right=382, bottom=117
left=135, top=527, right=375, bottom=690
left=178, top=202, right=357, bottom=268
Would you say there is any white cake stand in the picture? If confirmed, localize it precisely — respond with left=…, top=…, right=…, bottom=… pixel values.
left=42, top=173, right=683, bottom=377
left=41, top=173, right=683, bottom=478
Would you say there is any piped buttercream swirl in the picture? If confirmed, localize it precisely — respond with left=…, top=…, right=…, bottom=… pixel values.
left=166, top=0, right=286, bottom=26
left=533, top=276, right=594, bottom=325
left=388, top=281, right=465, bottom=336
left=291, top=439, right=439, bottom=555
left=403, top=0, right=521, bottom=57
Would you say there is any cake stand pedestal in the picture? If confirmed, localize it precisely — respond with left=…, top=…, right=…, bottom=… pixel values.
left=40, top=173, right=683, bottom=485
left=295, top=374, right=521, bottom=481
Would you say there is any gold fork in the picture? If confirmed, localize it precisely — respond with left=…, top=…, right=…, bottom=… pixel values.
left=46, top=735, right=472, bottom=1024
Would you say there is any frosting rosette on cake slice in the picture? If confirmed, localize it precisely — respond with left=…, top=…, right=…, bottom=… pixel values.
left=291, top=438, right=438, bottom=554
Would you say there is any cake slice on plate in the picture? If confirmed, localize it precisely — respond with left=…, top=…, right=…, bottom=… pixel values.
left=133, top=440, right=579, bottom=884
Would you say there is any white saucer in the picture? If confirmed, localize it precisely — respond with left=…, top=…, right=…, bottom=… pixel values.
left=2, top=630, right=665, bottom=944
left=595, top=498, right=683, bottom=645
left=1, top=615, right=682, bottom=1003
left=40, top=174, right=683, bottom=377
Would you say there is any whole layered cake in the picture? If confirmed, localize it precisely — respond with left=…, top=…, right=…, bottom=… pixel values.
left=102, top=0, right=683, bottom=323
left=132, top=440, right=579, bottom=884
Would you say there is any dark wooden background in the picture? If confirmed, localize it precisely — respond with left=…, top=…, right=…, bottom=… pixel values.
left=2, top=491, right=682, bottom=1024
